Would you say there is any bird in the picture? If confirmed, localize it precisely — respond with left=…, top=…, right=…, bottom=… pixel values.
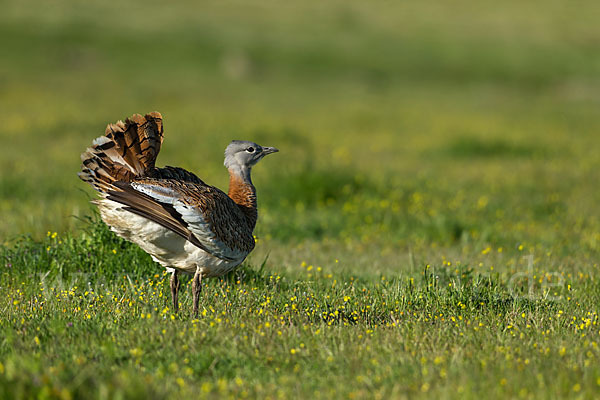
left=78, top=112, right=278, bottom=316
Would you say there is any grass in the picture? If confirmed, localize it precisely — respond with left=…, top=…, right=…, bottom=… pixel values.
left=1, top=220, right=599, bottom=399
left=2, top=0, right=600, bottom=398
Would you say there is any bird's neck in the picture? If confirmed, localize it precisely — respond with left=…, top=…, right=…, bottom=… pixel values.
left=228, top=167, right=257, bottom=230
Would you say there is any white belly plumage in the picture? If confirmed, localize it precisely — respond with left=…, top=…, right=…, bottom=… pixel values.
left=97, top=199, right=246, bottom=277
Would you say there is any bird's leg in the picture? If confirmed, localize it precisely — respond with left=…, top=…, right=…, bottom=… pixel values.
left=170, top=270, right=180, bottom=313
left=192, top=269, right=203, bottom=318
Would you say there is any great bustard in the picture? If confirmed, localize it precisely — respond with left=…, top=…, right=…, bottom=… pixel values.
left=78, top=112, right=278, bottom=316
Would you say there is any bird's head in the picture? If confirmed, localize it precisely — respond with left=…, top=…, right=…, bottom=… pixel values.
left=224, top=140, right=279, bottom=180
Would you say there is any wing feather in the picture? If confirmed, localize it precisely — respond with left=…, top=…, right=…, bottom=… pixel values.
left=108, top=180, right=253, bottom=261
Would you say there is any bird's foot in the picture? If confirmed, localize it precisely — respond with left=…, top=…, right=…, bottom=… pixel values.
left=192, top=270, right=202, bottom=318
left=170, top=271, right=180, bottom=313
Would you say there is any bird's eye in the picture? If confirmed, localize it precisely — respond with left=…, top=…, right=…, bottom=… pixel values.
left=246, top=147, right=255, bottom=153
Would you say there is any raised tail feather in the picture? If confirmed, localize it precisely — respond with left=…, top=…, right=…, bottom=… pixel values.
left=78, top=112, right=164, bottom=193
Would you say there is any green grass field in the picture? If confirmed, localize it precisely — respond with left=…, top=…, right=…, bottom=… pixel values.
left=2, top=0, right=600, bottom=398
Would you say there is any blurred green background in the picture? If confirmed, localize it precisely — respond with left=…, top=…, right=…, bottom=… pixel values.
left=3, top=1, right=600, bottom=398
left=2, top=0, right=600, bottom=259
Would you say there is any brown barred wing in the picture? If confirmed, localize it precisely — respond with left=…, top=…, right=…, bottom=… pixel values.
left=150, top=166, right=207, bottom=185
left=108, top=179, right=254, bottom=262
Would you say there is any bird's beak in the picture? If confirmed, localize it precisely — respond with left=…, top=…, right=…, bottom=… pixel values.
left=262, top=146, right=279, bottom=155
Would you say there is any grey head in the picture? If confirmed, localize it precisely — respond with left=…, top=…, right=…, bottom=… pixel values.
left=224, top=140, right=279, bottom=181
